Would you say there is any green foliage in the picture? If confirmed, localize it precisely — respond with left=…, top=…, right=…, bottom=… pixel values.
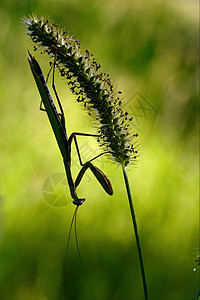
left=0, top=0, right=198, bottom=299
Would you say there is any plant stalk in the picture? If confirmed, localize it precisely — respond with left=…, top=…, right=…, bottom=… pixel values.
left=122, top=165, right=148, bottom=300
left=195, top=287, right=200, bottom=300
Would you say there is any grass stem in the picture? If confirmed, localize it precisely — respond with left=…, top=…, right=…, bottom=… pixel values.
left=195, top=287, right=200, bottom=300
left=122, top=165, right=148, bottom=300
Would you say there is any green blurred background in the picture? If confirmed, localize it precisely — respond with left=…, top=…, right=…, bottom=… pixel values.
left=0, top=0, right=199, bottom=299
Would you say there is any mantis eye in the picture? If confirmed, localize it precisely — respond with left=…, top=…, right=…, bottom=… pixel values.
left=73, top=198, right=85, bottom=206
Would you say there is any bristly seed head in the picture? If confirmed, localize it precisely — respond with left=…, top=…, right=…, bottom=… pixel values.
left=23, top=15, right=138, bottom=166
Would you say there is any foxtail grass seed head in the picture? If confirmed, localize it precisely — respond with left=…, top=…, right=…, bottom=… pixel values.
left=23, top=15, right=138, bottom=166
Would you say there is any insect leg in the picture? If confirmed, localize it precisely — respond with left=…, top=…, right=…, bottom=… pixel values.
left=46, top=63, right=53, bottom=84
left=39, top=40, right=66, bottom=131
left=68, top=132, right=109, bottom=166
left=51, top=35, right=66, bottom=130
left=68, top=132, right=113, bottom=195
left=39, top=62, right=53, bottom=112
left=75, top=161, right=113, bottom=195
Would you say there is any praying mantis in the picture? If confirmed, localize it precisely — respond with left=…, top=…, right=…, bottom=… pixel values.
left=28, top=51, right=113, bottom=211
left=28, top=51, right=114, bottom=256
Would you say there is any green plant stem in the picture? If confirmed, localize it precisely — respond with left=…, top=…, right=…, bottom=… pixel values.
left=195, top=287, right=200, bottom=300
left=122, top=165, right=148, bottom=300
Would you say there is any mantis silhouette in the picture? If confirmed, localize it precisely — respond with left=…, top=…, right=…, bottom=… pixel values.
left=28, top=52, right=113, bottom=255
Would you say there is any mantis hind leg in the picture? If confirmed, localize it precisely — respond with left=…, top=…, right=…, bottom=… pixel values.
left=39, top=38, right=66, bottom=130
left=51, top=48, right=66, bottom=130
left=39, top=63, right=54, bottom=112
left=68, top=132, right=111, bottom=166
